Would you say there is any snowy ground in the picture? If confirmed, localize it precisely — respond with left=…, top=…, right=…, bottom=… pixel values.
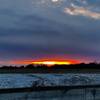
left=0, top=74, right=100, bottom=100
left=0, top=74, right=100, bottom=88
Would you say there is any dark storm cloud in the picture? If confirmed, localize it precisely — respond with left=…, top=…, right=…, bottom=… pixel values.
left=0, top=0, right=100, bottom=62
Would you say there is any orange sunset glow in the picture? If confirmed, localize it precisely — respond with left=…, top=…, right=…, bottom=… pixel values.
left=9, top=59, right=80, bottom=66
left=32, top=61, right=71, bottom=66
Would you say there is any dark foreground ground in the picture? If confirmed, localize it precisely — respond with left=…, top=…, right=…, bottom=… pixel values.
left=0, top=84, right=99, bottom=100
left=0, top=68, right=100, bottom=73
left=0, top=63, right=100, bottom=73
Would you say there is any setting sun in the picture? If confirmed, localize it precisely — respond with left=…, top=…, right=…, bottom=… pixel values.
left=32, top=61, right=71, bottom=66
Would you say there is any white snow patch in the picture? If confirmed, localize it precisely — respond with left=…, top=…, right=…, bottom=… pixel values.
left=0, top=74, right=99, bottom=88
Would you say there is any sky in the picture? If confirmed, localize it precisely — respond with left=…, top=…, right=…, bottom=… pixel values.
left=0, top=0, right=100, bottom=65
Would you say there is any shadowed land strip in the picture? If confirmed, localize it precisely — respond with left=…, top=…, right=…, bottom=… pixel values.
left=0, top=84, right=100, bottom=94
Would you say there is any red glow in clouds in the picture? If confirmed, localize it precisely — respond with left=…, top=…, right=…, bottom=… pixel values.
left=9, top=59, right=80, bottom=66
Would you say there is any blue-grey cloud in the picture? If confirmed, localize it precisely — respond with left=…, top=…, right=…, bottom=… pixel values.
left=0, top=0, right=100, bottom=63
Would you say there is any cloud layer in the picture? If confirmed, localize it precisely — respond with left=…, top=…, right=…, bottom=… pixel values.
left=0, top=0, right=100, bottom=64
left=64, top=1, right=100, bottom=19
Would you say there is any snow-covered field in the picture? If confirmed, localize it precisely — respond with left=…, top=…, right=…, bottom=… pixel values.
left=0, top=74, right=100, bottom=100
left=0, top=74, right=100, bottom=88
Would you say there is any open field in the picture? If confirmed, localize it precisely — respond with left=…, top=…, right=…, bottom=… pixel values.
left=0, top=74, right=100, bottom=100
